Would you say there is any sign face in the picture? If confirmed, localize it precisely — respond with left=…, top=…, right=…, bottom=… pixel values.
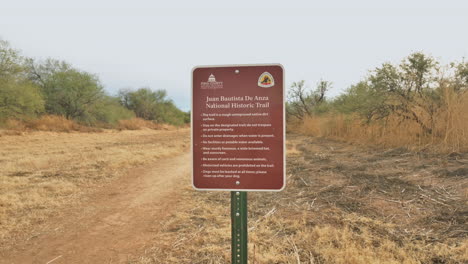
left=192, top=64, right=285, bottom=191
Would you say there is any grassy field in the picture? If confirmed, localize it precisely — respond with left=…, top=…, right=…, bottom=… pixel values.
left=0, top=129, right=466, bottom=263
left=0, top=128, right=189, bottom=246
left=134, top=134, right=467, bottom=264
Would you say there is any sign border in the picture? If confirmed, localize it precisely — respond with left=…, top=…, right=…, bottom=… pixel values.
left=191, top=63, right=286, bottom=192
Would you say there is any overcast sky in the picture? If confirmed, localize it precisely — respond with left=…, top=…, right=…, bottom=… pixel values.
left=1, top=1, right=468, bottom=111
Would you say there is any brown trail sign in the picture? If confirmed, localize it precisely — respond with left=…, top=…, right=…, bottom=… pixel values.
left=192, top=64, right=285, bottom=263
left=192, top=64, right=285, bottom=191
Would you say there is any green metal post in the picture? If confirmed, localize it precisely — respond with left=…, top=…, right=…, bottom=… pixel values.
left=231, top=191, right=248, bottom=264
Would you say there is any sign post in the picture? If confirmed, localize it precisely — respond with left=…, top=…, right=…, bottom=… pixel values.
left=231, top=191, right=247, bottom=263
left=192, top=64, right=285, bottom=263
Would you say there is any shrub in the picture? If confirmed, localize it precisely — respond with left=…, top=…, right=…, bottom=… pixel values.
left=0, top=78, right=44, bottom=121
left=0, top=39, right=44, bottom=122
left=290, top=53, right=468, bottom=153
left=88, top=96, right=135, bottom=127
left=119, top=88, right=188, bottom=126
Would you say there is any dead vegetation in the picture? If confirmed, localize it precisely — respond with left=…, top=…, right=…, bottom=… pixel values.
left=291, top=85, right=468, bottom=154
left=0, top=115, right=100, bottom=133
left=288, top=53, right=468, bottom=153
left=1, top=128, right=466, bottom=263
left=134, top=134, right=467, bottom=264
left=0, top=128, right=190, bottom=246
left=117, top=117, right=175, bottom=130
left=0, top=116, right=175, bottom=135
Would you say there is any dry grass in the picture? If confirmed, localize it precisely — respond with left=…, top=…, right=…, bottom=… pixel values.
left=0, top=115, right=101, bottom=133
left=0, top=129, right=465, bottom=263
left=118, top=118, right=174, bottom=130
left=0, top=128, right=190, bottom=244
left=27, top=115, right=89, bottom=132
left=133, top=134, right=468, bottom=264
left=294, top=89, right=468, bottom=153
left=0, top=116, right=178, bottom=134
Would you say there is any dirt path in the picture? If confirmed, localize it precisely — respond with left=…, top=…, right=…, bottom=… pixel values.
left=1, top=132, right=466, bottom=263
left=1, top=152, right=191, bottom=264
left=118, top=134, right=467, bottom=263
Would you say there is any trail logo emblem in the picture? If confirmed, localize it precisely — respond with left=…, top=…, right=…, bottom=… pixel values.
left=258, top=72, right=274, bottom=88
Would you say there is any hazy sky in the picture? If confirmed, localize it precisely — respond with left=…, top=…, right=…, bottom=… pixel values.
left=1, top=1, right=468, bottom=111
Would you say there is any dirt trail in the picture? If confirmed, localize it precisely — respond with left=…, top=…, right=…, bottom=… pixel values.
left=118, top=134, right=467, bottom=263
left=1, top=152, right=191, bottom=264
left=1, top=132, right=466, bottom=263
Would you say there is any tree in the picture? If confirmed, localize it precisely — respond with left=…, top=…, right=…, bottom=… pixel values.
left=0, top=78, right=44, bottom=120
left=452, top=61, right=468, bottom=91
left=287, top=80, right=331, bottom=120
left=366, top=53, right=440, bottom=134
left=184, top=111, right=191, bottom=124
left=119, top=88, right=166, bottom=120
left=333, top=52, right=458, bottom=135
left=0, top=39, right=44, bottom=121
left=27, top=59, right=105, bottom=122
left=334, top=81, right=386, bottom=123
left=119, top=88, right=187, bottom=125
left=45, top=69, right=104, bottom=121
left=26, top=58, right=70, bottom=87
left=90, top=95, right=135, bottom=125
left=0, top=39, right=24, bottom=78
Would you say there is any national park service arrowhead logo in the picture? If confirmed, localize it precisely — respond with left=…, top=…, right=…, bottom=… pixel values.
left=258, top=72, right=275, bottom=88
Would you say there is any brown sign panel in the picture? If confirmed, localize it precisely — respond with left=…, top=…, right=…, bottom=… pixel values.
left=192, top=64, right=285, bottom=191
